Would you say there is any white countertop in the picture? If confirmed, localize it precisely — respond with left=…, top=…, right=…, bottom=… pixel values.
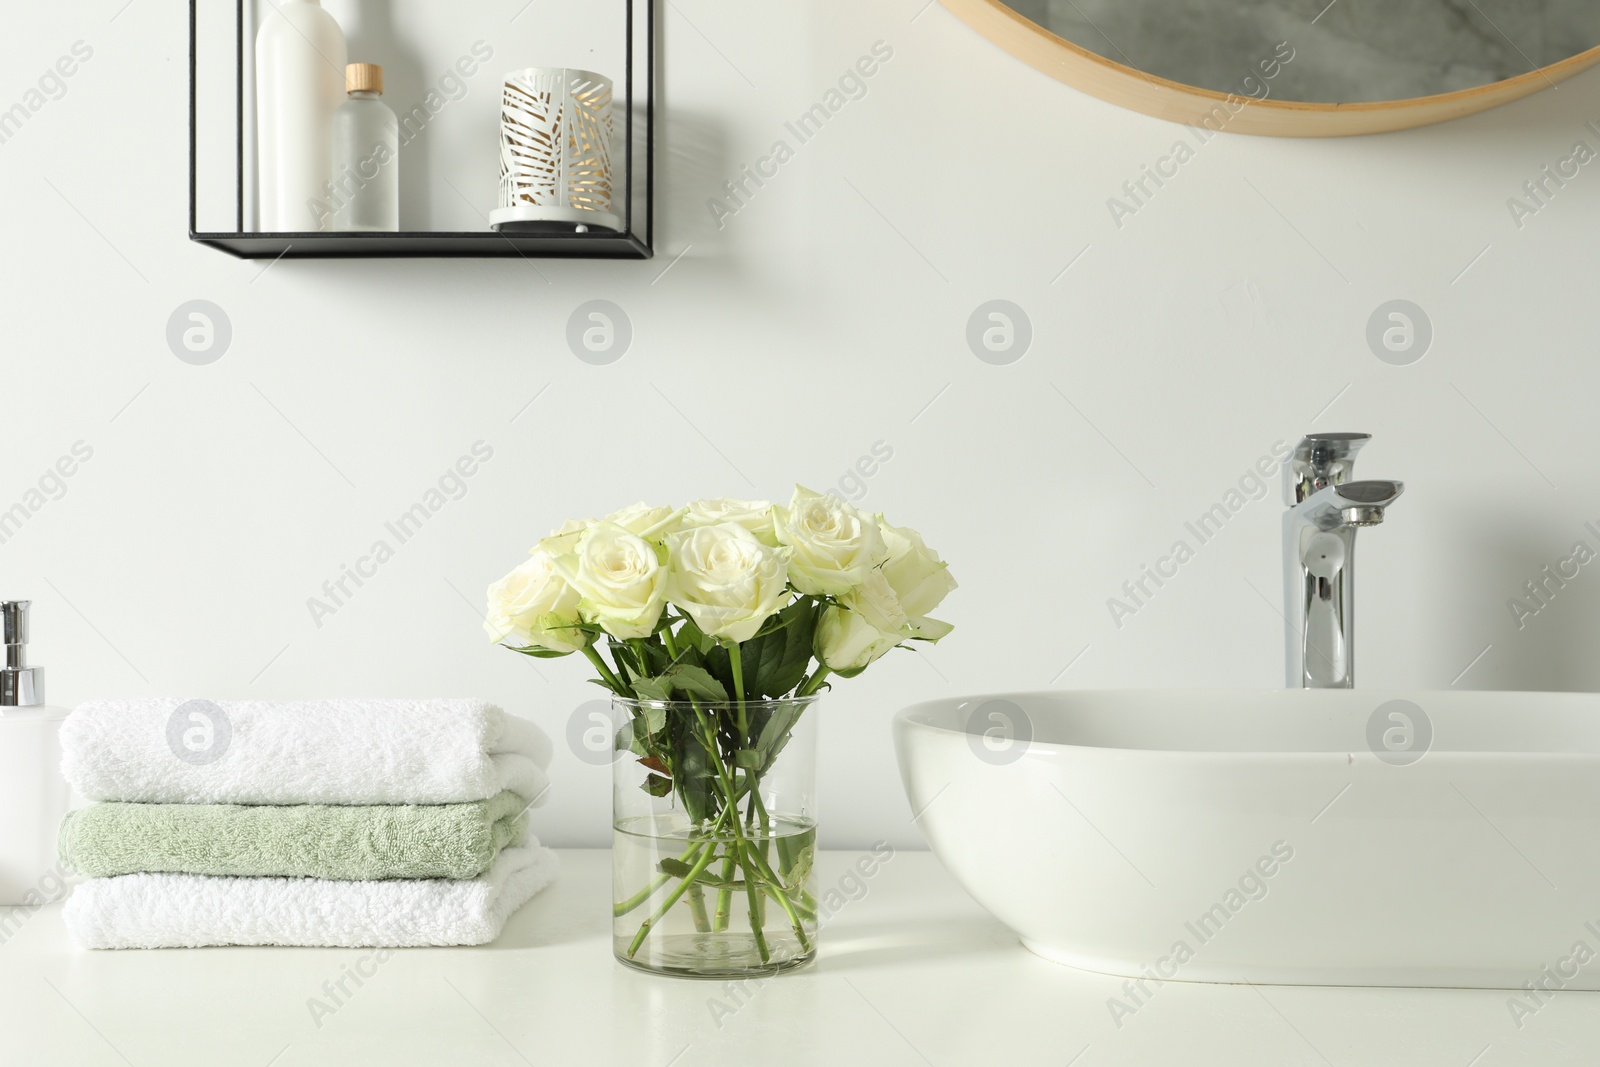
left=1, top=849, right=1594, bottom=1065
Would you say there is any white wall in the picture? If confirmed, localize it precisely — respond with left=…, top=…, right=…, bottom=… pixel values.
left=4, top=1, right=1599, bottom=848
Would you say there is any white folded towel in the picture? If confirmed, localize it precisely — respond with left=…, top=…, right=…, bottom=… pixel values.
left=62, top=843, right=560, bottom=949
left=61, top=698, right=552, bottom=806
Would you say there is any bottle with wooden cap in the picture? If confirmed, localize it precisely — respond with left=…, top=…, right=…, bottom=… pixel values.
left=329, top=62, right=400, bottom=232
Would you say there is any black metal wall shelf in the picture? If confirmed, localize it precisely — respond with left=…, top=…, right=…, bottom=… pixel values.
left=194, top=229, right=651, bottom=260
left=188, top=0, right=653, bottom=260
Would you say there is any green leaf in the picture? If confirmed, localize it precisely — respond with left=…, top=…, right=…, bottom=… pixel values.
left=623, top=715, right=656, bottom=756
left=676, top=616, right=715, bottom=654
left=755, top=707, right=797, bottom=764
left=507, top=645, right=573, bottom=659
left=617, top=722, right=649, bottom=758
left=631, top=676, right=673, bottom=704
left=733, top=748, right=762, bottom=770
left=701, top=642, right=736, bottom=696
left=657, top=857, right=692, bottom=878
left=605, top=638, right=639, bottom=684
left=642, top=702, right=667, bottom=736
left=674, top=730, right=717, bottom=823
left=732, top=599, right=817, bottom=700
left=764, top=600, right=818, bottom=698
left=735, top=631, right=772, bottom=699
left=641, top=774, right=673, bottom=797
left=663, top=663, right=729, bottom=703
left=589, top=677, right=627, bottom=697
left=664, top=633, right=705, bottom=671
left=781, top=830, right=816, bottom=890
left=748, top=608, right=800, bottom=641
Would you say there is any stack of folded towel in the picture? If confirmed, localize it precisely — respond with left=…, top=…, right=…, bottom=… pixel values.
left=57, top=698, right=558, bottom=950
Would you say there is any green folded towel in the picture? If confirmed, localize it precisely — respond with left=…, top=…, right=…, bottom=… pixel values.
left=58, top=791, right=528, bottom=881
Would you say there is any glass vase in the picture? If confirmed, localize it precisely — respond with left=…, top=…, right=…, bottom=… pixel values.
left=611, top=696, right=819, bottom=977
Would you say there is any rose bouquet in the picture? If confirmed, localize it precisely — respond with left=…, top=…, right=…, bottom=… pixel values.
left=484, top=487, right=956, bottom=975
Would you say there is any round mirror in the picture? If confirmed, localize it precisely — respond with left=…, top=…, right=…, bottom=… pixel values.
left=943, top=0, right=1600, bottom=135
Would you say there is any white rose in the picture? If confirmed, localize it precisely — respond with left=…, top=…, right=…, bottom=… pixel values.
left=678, top=498, right=778, bottom=546
left=535, top=516, right=595, bottom=557
left=814, top=605, right=902, bottom=674
left=839, top=569, right=908, bottom=636
left=665, top=523, right=790, bottom=643
left=483, top=550, right=589, bottom=654
left=553, top=522, right=667, bottom=639
left=814, top=523, right=956, bottom=671
left=602, top=502, right=682, bottom=541
left=773, top=486, right=885, bottom=596
left=878, top=520, right=957, bottom=640
left=825, top=570, right=910, bottom=670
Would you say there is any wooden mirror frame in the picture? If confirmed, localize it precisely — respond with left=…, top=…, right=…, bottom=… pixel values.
left=942, top=0, right=1600, bottom=137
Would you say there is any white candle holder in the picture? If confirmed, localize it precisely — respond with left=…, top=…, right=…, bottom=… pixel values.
left=490, top=67, right=622, bottom=234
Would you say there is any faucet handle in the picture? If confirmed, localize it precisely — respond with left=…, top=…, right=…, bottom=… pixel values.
left=1286, top=432, right=1371, bottom=505
left=1337, top=479, right=1403, bottom=526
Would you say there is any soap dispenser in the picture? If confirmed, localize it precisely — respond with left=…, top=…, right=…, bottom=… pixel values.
left=0, top=601, right=70, bottom=906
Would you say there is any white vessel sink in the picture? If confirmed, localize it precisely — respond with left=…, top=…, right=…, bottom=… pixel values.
left=893, top=689, right=1600, bottom=990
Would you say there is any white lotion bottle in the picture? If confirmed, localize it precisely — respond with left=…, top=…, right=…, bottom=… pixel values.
left=256, top=0, right=347, bottom=231
left=330, top=63, right=400, bottom=232
left=0, top=602, right=69, bottom=906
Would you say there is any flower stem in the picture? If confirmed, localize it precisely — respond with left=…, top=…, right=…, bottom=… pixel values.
left=686, top=881, right=711, bottom=932
left=784, top=895, right=819, bottom=927
left=737, top=842, right=771, bottom=964
left=730, top=643, right=748, bottom=714
left=729, top=645, right=751, bottom=778
left=712, top=845, right=737, bottom=931
left=612, top=843, right=695, bottom=917
left=613, top=803, right=736, bottom=918
left=582, top=645, right=626, bottom=694
left=796, top=666, right=832, bottom=697
left=750, top=784, right=772, bottom=867
left=717, top=646, right=754, bottom=926
left=627, top=841, right=721, bottom=958
left=743, top=844, right=812, bottom=952
left=685, top=704, right=751, bottom=936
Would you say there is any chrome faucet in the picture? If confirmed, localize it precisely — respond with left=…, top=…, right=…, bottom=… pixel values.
left=1283, top=433, right=1403, bottom=688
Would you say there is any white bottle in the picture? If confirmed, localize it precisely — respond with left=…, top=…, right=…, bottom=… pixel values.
left=0, top=602, right=69, bottom=908
left=256, top=0, right=347, bottom=231
left=330, top=63, right=400, bottom=232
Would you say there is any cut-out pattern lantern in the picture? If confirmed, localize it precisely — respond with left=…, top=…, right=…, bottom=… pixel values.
left=491, top=67, right=620, bottom=233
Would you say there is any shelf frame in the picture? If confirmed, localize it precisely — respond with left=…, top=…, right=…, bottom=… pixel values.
left=188, top=0, right=653, bottom=259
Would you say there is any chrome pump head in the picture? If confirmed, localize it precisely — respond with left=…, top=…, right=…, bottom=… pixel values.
left=0, top=601, right=42, bottom=707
